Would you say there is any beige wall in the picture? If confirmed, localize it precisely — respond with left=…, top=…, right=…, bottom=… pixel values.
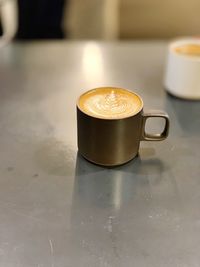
left=65, top=0, right=119, bottom=39
left=64, top=0, right=200, bottom=39
left=120, top=0, right=200, bottom=39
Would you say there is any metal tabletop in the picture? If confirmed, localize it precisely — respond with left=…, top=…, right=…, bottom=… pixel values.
left=0, top=41, right=200, bottom=267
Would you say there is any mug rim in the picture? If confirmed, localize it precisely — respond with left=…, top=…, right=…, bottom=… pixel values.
left=77, top=86, right=144, bottom=120
left=169, top=37, right=200, bottom=61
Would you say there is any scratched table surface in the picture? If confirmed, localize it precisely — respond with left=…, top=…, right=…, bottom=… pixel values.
left=0, top=41, right=200, bottom=267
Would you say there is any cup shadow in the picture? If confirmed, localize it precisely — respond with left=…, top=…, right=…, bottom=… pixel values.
left=72, top=152, right=168, bottom=209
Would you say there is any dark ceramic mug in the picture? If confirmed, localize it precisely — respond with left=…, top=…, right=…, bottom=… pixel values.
left=77, top=87, right=169, bottom=166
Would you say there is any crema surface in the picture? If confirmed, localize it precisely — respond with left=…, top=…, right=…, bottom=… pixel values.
left=78, top=88, right=142, bottom=119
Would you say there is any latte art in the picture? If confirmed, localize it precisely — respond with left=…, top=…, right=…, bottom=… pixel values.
left=78, top=88, right=142, bottom=119
left=86, top=91, right=135, bottom=117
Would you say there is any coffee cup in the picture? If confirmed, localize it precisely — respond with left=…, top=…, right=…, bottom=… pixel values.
left=164, top=38, right=200, bottom=99
left=77, top=87, right=169, bottom=166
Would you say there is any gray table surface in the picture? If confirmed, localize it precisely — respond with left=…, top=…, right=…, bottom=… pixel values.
left=0, top=41, right=200, bottom=267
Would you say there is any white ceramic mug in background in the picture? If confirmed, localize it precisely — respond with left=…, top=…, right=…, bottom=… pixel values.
left=164, top=38, right=200, bottom=100
left=0, top=0, right=17, bottom=47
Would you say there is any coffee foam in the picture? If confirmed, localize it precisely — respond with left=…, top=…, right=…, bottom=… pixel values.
left=78, top=88, right=142, bottom=119
left=174, top=44, right=200, bottom=56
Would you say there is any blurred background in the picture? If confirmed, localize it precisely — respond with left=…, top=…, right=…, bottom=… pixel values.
left=0, top=0, right=200, bottom=41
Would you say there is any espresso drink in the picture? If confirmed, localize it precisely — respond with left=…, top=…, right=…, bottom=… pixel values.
left=78, top=87, right=142, bottom=119
left=77, top=87, right=169, bottom=166
left=174, top=44, right=200, bottom=56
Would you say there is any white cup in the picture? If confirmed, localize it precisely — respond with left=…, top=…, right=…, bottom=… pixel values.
left=164, top=38, right=200, bottom=100
left=0, top=0, right=18, bottom=47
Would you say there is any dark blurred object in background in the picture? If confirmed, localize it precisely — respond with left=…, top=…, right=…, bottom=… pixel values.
left=0, top=22, right=2, bottom=37
left=16, top=0, right=66, bottom=39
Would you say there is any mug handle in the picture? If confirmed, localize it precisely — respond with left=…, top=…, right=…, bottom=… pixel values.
left=141, top=110, right=170, bottom=141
